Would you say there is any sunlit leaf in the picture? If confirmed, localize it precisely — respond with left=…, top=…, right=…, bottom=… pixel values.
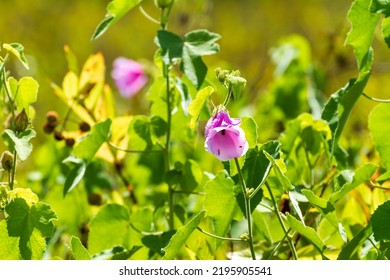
left=2, top=43, right=29, bottom=69
left=264, top=151, right=294, bottom=192
left=5, top=198, right=57, bottom=260
left=188, top=86, right=213, bottom=129
left=0, top=220, right=19, bottom=259
left=64, top=45, right=79, bottom=74
left=371, top=200, right=390, bottom=241
left=162, top=211, right=205, bottom=260
left=4, top=129, right=36, bottom=161
left=286, top=213, right=326, bottom=254
left=183, top=29, right=221, bottom=56
left=338, top=224, right=372, bottom=260
left=14, top=77, right=39, bottom=112
left=62, top=155, right=87, bottom=196
left=240, top=116, right=258, bottom=148
left=68, top=236, right=91, bottom=260
left=88, top=204, right=130, bottom=255
left=204, top=174, right=236, bottom=244
left=73, top=118, right=112, bottom=162
left=329, top=163, right=377, bottom=203
left=92, top=0, right=142, bottom=40
left=369, top=103, right=390, bottom=170
left=93, top=245, right=141, bottom=260
left=345, top=0, right=379, bottom=72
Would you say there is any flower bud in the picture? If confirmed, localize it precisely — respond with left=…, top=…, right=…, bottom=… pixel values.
left=154, top=0, right=173, bottom=9
left=1, top=151, right=14, bottom=171
left=14, top=109, right=29, bottom=133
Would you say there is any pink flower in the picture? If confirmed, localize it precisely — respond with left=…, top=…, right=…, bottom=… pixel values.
left=204, top=110, right=248, bottom=161
left=111, top=57, right=147, bottom=98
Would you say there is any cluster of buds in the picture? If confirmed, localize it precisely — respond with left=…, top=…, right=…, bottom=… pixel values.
left=43, top=111, right=91, bottom=147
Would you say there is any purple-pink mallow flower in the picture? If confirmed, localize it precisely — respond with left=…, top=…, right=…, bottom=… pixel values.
left=111, top=57, right=148, bottom=98
left=204, top=110, right=248, bottom=161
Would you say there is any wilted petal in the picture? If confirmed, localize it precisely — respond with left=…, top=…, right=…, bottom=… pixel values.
left=111, top=57, right=148, bottom=98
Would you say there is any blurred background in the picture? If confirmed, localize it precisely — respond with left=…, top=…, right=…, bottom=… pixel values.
left=1, top=0, right=388, bottom=171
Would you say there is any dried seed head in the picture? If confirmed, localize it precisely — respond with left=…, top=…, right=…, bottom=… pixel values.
left=1, top=151, right=14, bottom=171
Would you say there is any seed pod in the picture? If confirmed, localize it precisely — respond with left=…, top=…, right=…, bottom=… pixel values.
left=65, top=138, right=75, bottom=147
left=43, top=122, right=56, bottom=134
left=46, top=111, right=59, bottom=124
left=79, top=122, right=91, bottom=132
left=54, top=131, right=64, bottom=141
left=14, top=109, right=29, bottom=133
left=1, top=151, right=14, bottom=171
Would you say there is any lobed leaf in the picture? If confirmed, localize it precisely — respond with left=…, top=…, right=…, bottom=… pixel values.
left=4, top=129, right=36, bottom=161
left=5, top=198, right=57, bottom=259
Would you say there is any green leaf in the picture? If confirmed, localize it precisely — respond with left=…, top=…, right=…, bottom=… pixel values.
left=204, top=174, right=236, bottom=244
left=73, top=118, right=112, bottom=162
left=15, top=77, right=39, bottom=112
left=371, top=201, right=390, bottom=241
left=370, top=0, right=390, bottom=16
left=345, top=0, right=380, bottom=72
left=92, top=0, right=142, bottom=40
left=321, top=75, right=370, bottom=155
left=182, top=48, right=208, bottom=89
left=142, top=231, right=176, bottom=256
left=264, top=151, right=294, bottom=192
left=2, top=43, right=29, bottom=69
left=338, top=224, right=373, bottom=260
left=162, top=211, right=205, bottom=260
left=88, top=204, right=130, bottom=255
left=93, top=245, right=141, bottom=260
left=183, top=29, right=221, bottom=56
left=302, top=189, right=339, bottom=231
left=369, top=103, right=390, bottom=170
left=179, top=159, right=203, bottom=192
left=188, top=86, right=213, bottom=129
left=381, top=17, right=390, bottom=48
left=5, top=198, right=57, bottom=259
left=329, top=163, right=377, bottom=203
left=62, top=155, right=87, bottom=196
left=240, top=116, right=258, bottom=148
left=69, top=236, right=91, bottom=260
left=4, top=129, right=36, bottom=161
left=156, top=30, right=183, bottom=64
left=0, top=220, right=19, bottom=259
left=286, top=213, right=326, bottom=254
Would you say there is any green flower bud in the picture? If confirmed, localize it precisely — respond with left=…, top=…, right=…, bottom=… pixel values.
left=14, top=109, right=29, bottom=133
left=154, top=0, right=173, bottom=9
left=1, top=151, right=14, bottom=172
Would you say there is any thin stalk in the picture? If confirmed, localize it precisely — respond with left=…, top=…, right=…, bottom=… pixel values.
left=265, top=181, right=298, bottom=260
left=268, top=228, right=292, bottom=260
left=362, top=92, right=390, bottom=103
left=234, top=157, right=256, bottom=260
left=197, top=227, right=243, bottom=242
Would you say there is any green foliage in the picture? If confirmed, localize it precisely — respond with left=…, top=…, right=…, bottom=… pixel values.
left=188, top=86, right=214, bottom=129
left=68, top=236, right=91, bottom=260
left=162, top=211, right=205, bottom=260
left=156, top=30, right=221, bottom=88
left=5, top=198, right=57, bottom=259
left=4, top=129, right=36, bottom=161
left=88, top=204, right=130, bottom=256
left=371, top=201, right=390, bottom=241
left=369, top=103, right=390, bottom=170
left=2, top=43, right=29, bottom=69
left=92, top=0, right=142, bottom=40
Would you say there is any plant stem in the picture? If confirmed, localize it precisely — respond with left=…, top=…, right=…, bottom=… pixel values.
left=197, top=227, right=243, bottom=242
left=265, top=181, right=298, bottom=260
left=234, top=157, right=256, bottom=260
